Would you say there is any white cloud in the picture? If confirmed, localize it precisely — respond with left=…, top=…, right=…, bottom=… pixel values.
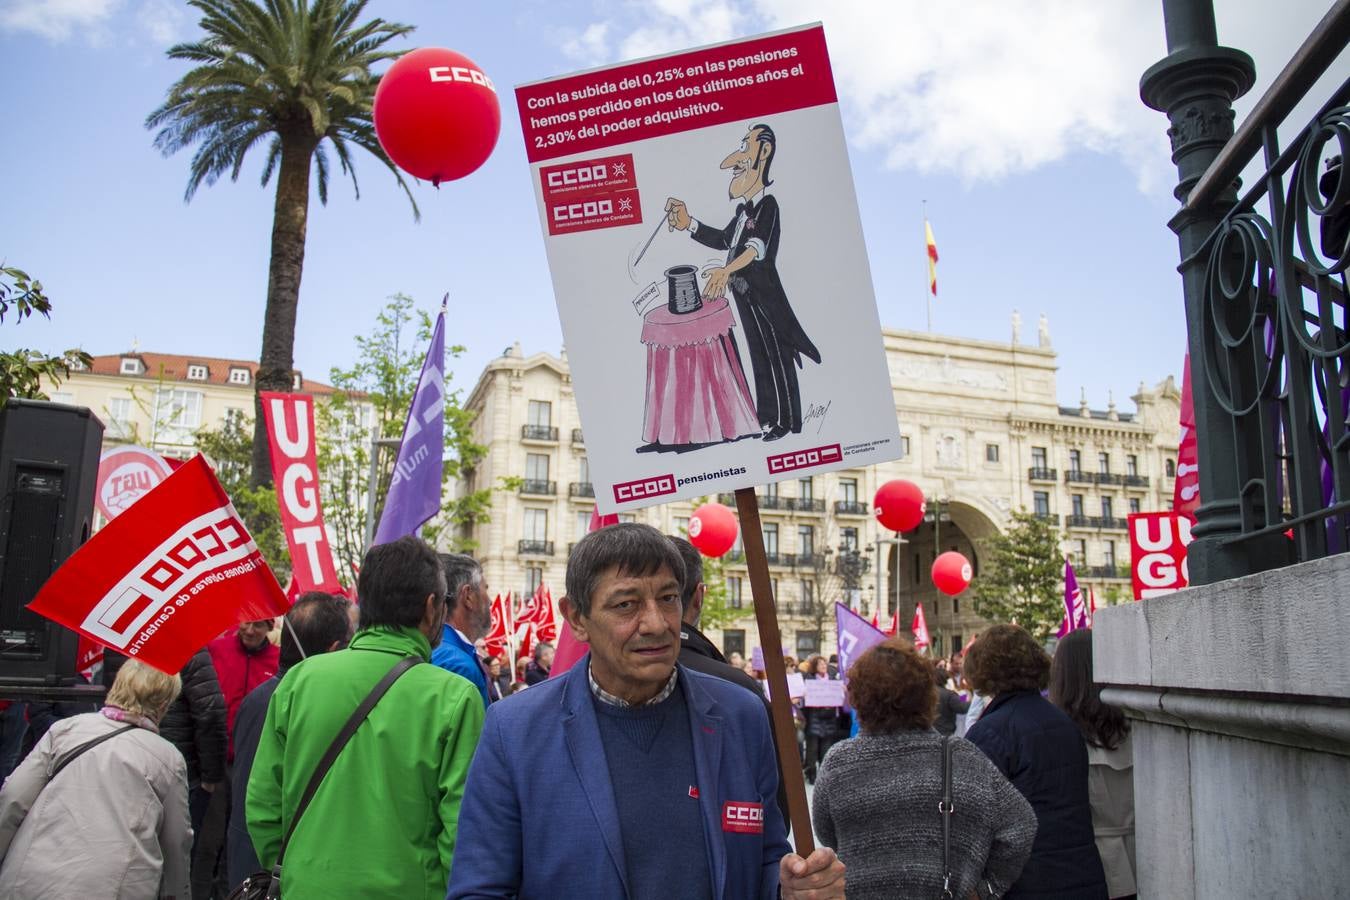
left=136, top=0, right=186, bottom=44
left=563, top=0, right=1335, bottom=190
left=0, top=0, right=121, bottom=41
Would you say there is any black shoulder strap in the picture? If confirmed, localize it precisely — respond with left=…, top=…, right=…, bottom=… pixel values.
left=51, top=723, right=138, bottom=779
left=940, top=734, right=955, bottom=898
left=275, top=656, right=420, bottom=866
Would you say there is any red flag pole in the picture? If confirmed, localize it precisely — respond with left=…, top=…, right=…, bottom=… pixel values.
left=735, top=487, right=813, bottom=855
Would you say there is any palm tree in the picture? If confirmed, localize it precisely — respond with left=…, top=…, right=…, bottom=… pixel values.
left=147, top=0, right=417, bottom=486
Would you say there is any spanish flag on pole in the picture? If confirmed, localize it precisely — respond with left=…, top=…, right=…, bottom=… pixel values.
left=925, top=219, right=939, bottom=297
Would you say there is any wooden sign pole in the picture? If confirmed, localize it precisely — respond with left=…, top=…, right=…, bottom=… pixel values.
left=734, top=486, right=814, bottom=855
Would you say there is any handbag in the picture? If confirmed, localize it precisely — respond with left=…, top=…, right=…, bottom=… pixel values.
left=227, top=656, right=421, bottom=900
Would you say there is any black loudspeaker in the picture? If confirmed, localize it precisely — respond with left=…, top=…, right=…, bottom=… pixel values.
left=0, top=399, right=103, bottom=684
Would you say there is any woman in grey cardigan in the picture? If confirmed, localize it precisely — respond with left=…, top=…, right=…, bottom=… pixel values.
left=812, top=639, right=1038, bottom=899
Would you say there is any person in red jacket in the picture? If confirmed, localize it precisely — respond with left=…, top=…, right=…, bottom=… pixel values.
left=208, top=619, right=279, bottom=761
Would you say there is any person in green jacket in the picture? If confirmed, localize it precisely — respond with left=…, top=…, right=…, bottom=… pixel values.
left=247, top=536, right=486, bottom=899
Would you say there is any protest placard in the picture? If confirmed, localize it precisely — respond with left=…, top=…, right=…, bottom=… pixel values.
left=763, top=671, right=807, bottom=701
left=803, top=678, right=846, bottom=708
left=516, top=24, right=900, bottom=513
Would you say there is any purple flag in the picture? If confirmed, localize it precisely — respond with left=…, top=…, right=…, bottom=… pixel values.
left=835, top=602, right=889, bottom=682
left=373, top=304, right=446, bottom=545
left=1058, top=557, right=1088, bottom=638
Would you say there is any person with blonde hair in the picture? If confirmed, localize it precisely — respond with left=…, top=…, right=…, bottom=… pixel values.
left=0, top=658, right=192, bottom=899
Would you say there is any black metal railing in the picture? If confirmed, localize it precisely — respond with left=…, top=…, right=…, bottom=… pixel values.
left=1088, top=565, right=1127, bottom=579
left=1028, top=467, right=1058, bottom=481
left=1094, top=472, right=1125, bottom=486
left=792, top=552, right=823, bottom=568
left=521, top=425, right=558, bottom=441
left=1064, top=470, right=1094, bottom=485
left=1141, top=1, right=1350, bottom=583
left=1066, top=515, right=1094, bottom=529
left=518, top=540, right=554, bottom=555
left=1099, top=517, right=1129, bottom=531
left=1033, top=512, right=1061, bottom=526
left=789, top=497, right=827, bottom=513
left=1124, top=475, right=1151, bottom=488
left=519, top=480, right=556, bottom=495
left=571, top=428, right=584, bottom=444
left=568, top=482, right=595, bottom=498
left=758, top=495, right=789, bottom=510
left=834, top=501, right=870, bottom=516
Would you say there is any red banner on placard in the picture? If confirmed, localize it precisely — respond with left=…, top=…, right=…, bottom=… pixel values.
left=260, top=392, right=342, bottom=593
left=28, top=455, right=289, bottom=674
left=1128, top=512, right=1193, bottom=599
left=516, top=25, right=837, bottom=163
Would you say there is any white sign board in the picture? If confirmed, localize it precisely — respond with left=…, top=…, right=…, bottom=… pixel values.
left=516, top=24, right=901, bottom=513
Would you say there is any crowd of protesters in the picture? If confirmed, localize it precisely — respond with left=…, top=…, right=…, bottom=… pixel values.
left=0, top=521, right=1135, bottom=899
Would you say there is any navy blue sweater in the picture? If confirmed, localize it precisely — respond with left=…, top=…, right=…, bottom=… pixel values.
left=593, top=683, right=713, bottom=899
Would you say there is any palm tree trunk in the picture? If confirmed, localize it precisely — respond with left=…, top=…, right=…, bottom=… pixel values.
left=251, top=131, right=317, bottom=487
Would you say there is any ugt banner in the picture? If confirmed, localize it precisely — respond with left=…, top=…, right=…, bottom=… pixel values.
left=1128, top=512, right=1193, bottom=599
left=28, top=455, right=289, bottom=674
left=517, top=23, right=900, bottom=513
left=260, top=392, right=342, bottom=592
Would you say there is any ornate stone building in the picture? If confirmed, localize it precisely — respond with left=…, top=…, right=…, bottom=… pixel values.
left=460, top=322, right=1181, bottom=660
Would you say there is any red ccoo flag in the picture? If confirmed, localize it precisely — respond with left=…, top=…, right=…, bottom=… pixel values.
left=911, top=602, right=931, bottom=650
left=28, top=455, right=289, bottom=675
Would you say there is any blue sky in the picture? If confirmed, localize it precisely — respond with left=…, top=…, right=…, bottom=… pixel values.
left=1, top=0, right=1340, bottom=409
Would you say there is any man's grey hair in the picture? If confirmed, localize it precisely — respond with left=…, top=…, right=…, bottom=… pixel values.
left=439, top=552, right=484, bottom=616
left=565, top=523, right=685, bottom=617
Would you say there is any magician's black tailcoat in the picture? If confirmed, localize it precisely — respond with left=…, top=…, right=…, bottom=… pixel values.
left=692, top=195, right=820, bottom=434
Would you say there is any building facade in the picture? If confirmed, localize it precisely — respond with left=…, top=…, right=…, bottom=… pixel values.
left=461, top=326, right=1180, bottom=660
left=40, top=350, right=342, bottom=459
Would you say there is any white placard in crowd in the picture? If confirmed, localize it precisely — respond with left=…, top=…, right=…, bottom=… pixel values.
left=515, top=24, right=901, bottom=512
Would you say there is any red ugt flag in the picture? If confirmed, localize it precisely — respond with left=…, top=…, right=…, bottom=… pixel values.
left=28, top=455, right=289, bottom=675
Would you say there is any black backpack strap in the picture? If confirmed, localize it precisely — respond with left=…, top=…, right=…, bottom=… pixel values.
left=939, top=734, right=955, bottom=898
left=274, top=656, right=420, bottom=866
left=51, top=723, right=138, bottom=779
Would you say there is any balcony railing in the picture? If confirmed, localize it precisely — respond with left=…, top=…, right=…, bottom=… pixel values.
left=758, top=495, right=790, bottom=510
left=788, top=497, right=826, bottom=513
left=1087, top=565, right=1127, bottom=579
left=1140, top=1, right=1350, bottom=580
left=518, top=540, right=554, bottom=556
left=1066, top=514, right=1094, bottom=529
left=568, top=482, right=595, bottom=498
left=571, top=428, right=584, bottom=444
left=791, top=552, right=823, bottom=569
left=834, top=501, right=870, bottom=516
left=1028, top=467, right=1058, bottom=482
left=1124, top=474, right=1151, bottom=488
left=1094, top=472, right=1125, bottom=486
left=1098, top=517, right=1129, bottom=531
left=724, top=550, right=745, bottom=563
left=519, top=480, right=556, bottom=496
left=1033, top=512, right=1060, bottom=526
left=1065, top=470, right=1094, bottom=485
left=521, top=425, right=558, bottom=442
left=1066, top=515, right=1128, bottom=531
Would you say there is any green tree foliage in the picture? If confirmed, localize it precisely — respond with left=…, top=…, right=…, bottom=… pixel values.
left=316, top=294, right=495, bottom=582
left=970, top=509, right=1065, bottom=641
left=0, top=266, right=92, bottom=407
left=194, top=414, right=291, bottom=577
left=696, top=545, right=741, bottom=631
left=146, top=0, right=417, bottom=488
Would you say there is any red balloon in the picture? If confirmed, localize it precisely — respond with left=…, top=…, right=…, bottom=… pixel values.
left=873, top=479, right=926, bottom=532
left=374, top=47, right=501, bottom=185
left=688, top=502, right=738, bottom=557
left=932, top=551, right=973, bottom=596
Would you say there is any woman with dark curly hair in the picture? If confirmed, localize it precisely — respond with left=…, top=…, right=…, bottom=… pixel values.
left=965, top=625, right=1109, bottom=899
left=1051, top=629, right=1135, bottom=899
left=811, top=639, right=1037, bottom=899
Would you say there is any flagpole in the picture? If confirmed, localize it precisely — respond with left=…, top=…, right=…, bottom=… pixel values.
left=924, top=200, right=932, bottom=333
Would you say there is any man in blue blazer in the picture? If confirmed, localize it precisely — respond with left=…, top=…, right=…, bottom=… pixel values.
left=447, top=523, right=844, bottom=899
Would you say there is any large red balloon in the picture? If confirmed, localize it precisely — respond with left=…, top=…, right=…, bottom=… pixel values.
left=374, top=47, right=500, bottom=185
left=932, top=551, right=973, bottom=596
left=688, top=502, right=738, bottom=557
left=873, top=479, right=926, bottom=532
